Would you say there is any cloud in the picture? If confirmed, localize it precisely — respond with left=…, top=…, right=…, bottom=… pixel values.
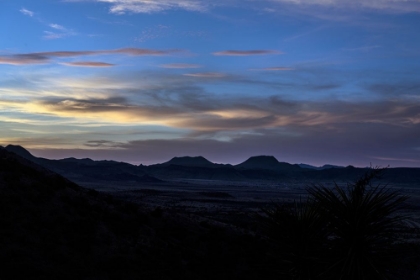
left=160, top=63, right=202, bottom=69
left=34, top=97, right=183, bottom=124
left=20, top=83, right=420, bottom=134
left=69, top=119, right=419, bottom=166
left=49, top=23, right=66, bottom=30
left=268, top=0, right=420, bottom=13
left=85, top=140, right=125, bottom=148
left=110, top=48, right=180, bottom=56
left=43, top=31, right=72, bottom=40
left=371, top=156, right=420, bottom=163
left=19, top=121, right=420, bottom=167
left=250, top=67, right=294, bottom=71
left=68, top=0, right=420, bottom=15
left=367, top=83, right=420, bottom=98
left=183, top=72, right=226, bottom=78
left=95, top=0, right=208, bottom=14
left=0, top=54, right=50, bottom=65
left=62, top=61, right=116, bottom=67
left=0, top=48, right=181, bottom=65
left=213, top=50, right=281, bottom=56
left=18, top=8, right=77, bottom=39
left=87, top=16, right=135, bottom=26
left=3, top=68, right=420, bottom=167
left=20, top=8, right=34, bottom=17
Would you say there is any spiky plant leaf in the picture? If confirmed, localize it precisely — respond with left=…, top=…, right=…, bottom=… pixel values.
left=308, top=168, right=407, bottom=280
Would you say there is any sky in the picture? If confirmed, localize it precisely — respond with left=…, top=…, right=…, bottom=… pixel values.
left=0, top=0, right=420, bottom=167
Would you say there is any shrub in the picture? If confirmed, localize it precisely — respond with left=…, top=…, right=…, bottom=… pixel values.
left=308, top=168, right=407, bottom=280
left=265, top=168, right=407, bottom=280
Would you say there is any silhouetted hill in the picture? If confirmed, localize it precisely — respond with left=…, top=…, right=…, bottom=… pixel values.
left=236, top=155, right=279, bottom=169
left=3, top=145, right=420, bottom=184
left=145, top=156, right=250, bottom=181
left=60, top=157, right=95, bottom=164
left=298, top=163, right=345, bottom=170
left=160, top=156, right=215, bottom=167
left=5, top=144, right=37, bottom=161
left=0, top=148, right=277, bottom=279
left=236, top=155, right=301, bottom=172
left=5, top=145, right=149, bottom=184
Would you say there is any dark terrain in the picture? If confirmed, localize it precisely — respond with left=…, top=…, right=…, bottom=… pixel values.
left=6, top=144, right=420, bottom=185
left=1, top=145, right=420, bottom=279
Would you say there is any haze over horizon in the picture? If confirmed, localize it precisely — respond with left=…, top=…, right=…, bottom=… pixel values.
left=1, top=0, right=420, bottom=167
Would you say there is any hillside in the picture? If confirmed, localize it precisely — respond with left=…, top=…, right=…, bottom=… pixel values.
left=0, top=147, right=276, bottom=280
left=1, top=146, right=419, bottom=279
left=4, top=145, right=150, bottom=184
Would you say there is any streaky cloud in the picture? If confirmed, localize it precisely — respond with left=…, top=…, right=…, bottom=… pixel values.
left=0, top=54, right=50, bottom=65
left=0, top=48, right=181, bottom=65
left=85, top=140, right=125, bottom=148
left=67, top=0, right=420, bottom=14
left=19, top=8, right=34, bottom=17
left=38, top=48, right=179, bottom=57
left=213, top=50, right=281, bottom=56
left=250, top=67, right=294, bottom=71
left=110, top=48, right=180, bottom=55
left=160, top=63, right=202, bottom=69
left=183, top=72, right=226, bottom=78
left=268, top=0, right=420, bottom=13
left=43, top=31, right=71, bottom=40
left=371, top=156, right=420, bottom=163
left=49, top=23, right=66, bottom=30
left=96, top=0, right=207, bottom=14
left=62, top=61, right=116, bottom=67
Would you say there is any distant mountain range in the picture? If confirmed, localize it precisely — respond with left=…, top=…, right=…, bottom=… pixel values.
left=298, top=163, right=345, bottom=170
left=2, top=144, right=420, bottom=185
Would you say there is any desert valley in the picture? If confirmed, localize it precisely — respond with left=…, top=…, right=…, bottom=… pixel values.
left=1, top=145, right=420, bottom=279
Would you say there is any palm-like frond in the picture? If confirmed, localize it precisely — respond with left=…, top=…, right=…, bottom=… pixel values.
left=307, top=168, right=407, bottom=280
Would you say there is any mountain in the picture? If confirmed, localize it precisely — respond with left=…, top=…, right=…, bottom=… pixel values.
left=4, top=145, right=149, bottom=184
left=147, top=158, right=246, bottom=181
left=298, top=163, right=318, bottom=169
left=0, top=147, right=288, bottom=280
left=5, top=144, right=37, bottom=161
left=298, top=163, right=345, bottom=170
left=144, top=155, right=249, bottom=181
left=160, top=156, right=215, bottom=167
left=321, top=164, right=345, bottom=170
left=236, top=155, right=301, bottom=171
left=3, top=145, right=420, bottom=184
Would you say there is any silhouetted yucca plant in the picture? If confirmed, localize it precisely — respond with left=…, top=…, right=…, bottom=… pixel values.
left=308, top=168, right=407, bottom=280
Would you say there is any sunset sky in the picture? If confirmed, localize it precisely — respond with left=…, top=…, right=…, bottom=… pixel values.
left=1, top=0, right=420, bottom=166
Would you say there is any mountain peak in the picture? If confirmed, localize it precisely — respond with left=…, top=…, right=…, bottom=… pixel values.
left=236, top=155, right=280, bottom=169
left=243, top=155, right=279, bottom=164
left=5, top=145, right=35, bottom=160
left=163, top=156, right=214, bottom=167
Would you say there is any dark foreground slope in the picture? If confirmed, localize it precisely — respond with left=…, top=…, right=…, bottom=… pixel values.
left=0, top=148, right=277, bottom=280
left=1, top=147, right=420, bottom=279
